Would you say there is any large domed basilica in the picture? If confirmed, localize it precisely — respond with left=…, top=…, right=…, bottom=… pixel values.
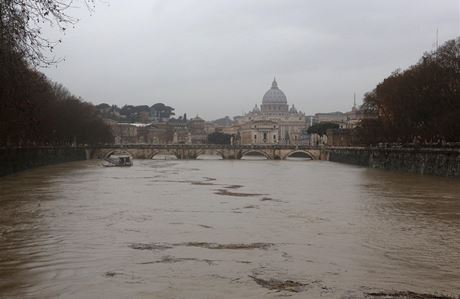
left=234, top=78, right=308, bottom=145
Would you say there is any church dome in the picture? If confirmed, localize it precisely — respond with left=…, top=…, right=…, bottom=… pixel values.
left=262, top=78, right=287, bottom=104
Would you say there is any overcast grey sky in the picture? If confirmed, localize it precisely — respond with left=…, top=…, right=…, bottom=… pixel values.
left=42, top=0, right=460, bottom=120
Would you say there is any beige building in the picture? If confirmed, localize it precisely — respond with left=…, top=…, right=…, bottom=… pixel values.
left=105, top=119, right=139, bottom=144
left=315, top=112, right=347, bottom=124
left=221, top=126, right=239, bottom=136
left=236, top=78, right=308, bottom=145
left=314, top=105, right=370, bottom=130
left=240, top=120, right=279, bottom=144
left=106, top=115, right=208, bottom=145
left=189, top=116, right=207, bottom=144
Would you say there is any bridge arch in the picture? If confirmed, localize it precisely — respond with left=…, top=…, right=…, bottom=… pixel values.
left=149, top=150, right=179, bottom=160
left=195, top=149, right=225, bottom=160
left=240, top=149, right=272, bottom=160
left=103, top=149, right=134, bottom=159
left=283, top=150, right=315, bottom=160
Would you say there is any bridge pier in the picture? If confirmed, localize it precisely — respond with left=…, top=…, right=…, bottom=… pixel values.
left=272, top=148, right=281, bottom=160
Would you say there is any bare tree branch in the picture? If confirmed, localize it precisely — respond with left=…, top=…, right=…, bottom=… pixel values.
left=0, top=0, right=95, bottom=66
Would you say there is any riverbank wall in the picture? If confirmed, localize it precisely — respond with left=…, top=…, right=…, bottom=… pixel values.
left=0, top=147, right=87, bottom=177
left=324, top=147, right=460, bottom=177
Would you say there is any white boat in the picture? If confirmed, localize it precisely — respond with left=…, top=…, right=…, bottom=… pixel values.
left=102, top=154, right=133, bottom=167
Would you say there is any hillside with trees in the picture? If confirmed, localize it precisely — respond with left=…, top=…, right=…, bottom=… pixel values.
left=358, top=38, right=460, bottom=145
left=96, top=103, right=175, bottom=123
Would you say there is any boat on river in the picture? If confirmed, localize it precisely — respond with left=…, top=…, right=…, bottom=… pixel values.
left=101, top=154, right=133, bottom=167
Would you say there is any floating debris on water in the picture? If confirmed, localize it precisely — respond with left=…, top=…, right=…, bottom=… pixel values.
left=139, top=255, right=216, bottom=266
left=128, top=243, right=173, bottom=251
left=128, top=242, right=272, bottom=250
left=366, top=291, right=459, bottom=299
left=190, top=181, right=216, bottom=186
left=104, top=271, right=122, bottom=277
left=248, top=275, right=307, bottom=293
left=259, top=197, right=284, bottom=202
left=203, top=177, right=217, bottom=181
left=179, top=242, right=273, bottom=250
left=224, top=185, right=244, bottom=189
left=215, top=189, right=264, bottom=197
left=198, top=224, right=213, bottom=229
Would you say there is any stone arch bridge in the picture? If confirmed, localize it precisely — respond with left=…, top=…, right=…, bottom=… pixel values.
left=88, top=144, right=323, bottom=160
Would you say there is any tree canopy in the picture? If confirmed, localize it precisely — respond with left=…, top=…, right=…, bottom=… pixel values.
left=151, top=103, right=175, bottom=119
left=0, top=0, right=113, bottom=146
left=307, top=122, right=340, bottom=136
left=358, top=38, right=460, bottom=144
left=0, top=0, right=95, bottom=65
left=207, top=132, right=232, bottom=144
left=0, top=64, right=113, bottom=146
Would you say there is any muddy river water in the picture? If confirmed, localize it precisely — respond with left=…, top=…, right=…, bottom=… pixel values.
left=0, top=159, right=459, bottom=298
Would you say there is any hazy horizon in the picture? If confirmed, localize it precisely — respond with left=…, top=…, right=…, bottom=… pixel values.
left=41, top=0, right=460, bottom=120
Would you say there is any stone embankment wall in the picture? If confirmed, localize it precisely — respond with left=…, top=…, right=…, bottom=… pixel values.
left=0, top=147, right=87, bottom=177
left=325, top=147, right=460, bottom=177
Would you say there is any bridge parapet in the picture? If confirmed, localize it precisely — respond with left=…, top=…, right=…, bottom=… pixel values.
left=89, top=144, right=320, bottom=150
left=88, top=144, right=322, bottom=160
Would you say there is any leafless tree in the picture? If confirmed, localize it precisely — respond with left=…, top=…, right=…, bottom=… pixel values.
left=0, top=0, right=114, bottom=147
left=0, top=0, right=95, bottom=66
left=358, top=38, right=460, bottom=144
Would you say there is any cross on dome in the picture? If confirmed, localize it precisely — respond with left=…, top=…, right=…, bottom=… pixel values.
left=272, top=77, right=278, bottom=89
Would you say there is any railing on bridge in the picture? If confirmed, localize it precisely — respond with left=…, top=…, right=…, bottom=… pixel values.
left=89, top=143, right=322, bottom=150
left=89, top=143, right=323, bottom=160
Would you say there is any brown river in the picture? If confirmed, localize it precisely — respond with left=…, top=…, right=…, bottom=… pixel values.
left=0, top=159, right=459, bottom=298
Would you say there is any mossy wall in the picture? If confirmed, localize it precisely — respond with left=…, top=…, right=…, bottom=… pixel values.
left=326, top=147, right=460, bottom=177
left=0, top=147, right=87, bottom=177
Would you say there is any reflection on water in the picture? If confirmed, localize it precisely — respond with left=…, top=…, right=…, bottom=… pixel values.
left=240, top=155, right=268, bottom=160
left=152, top=154, right=178, bottom=160
left=0, top=160, right=459, bottom=298
left=196, top=155, right=223, bottom=160
left=285, top=157, right=312, bottom=161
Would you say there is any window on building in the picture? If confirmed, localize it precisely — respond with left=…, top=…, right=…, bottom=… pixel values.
left=273, top=135, right=276, bottom=140
left=263, top=132, right=267, bottom=141
left=254, top=135, right=257, bottom=140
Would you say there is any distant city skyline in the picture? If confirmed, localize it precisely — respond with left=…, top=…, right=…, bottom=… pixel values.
left=41, top=0, right=460, bottom=120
